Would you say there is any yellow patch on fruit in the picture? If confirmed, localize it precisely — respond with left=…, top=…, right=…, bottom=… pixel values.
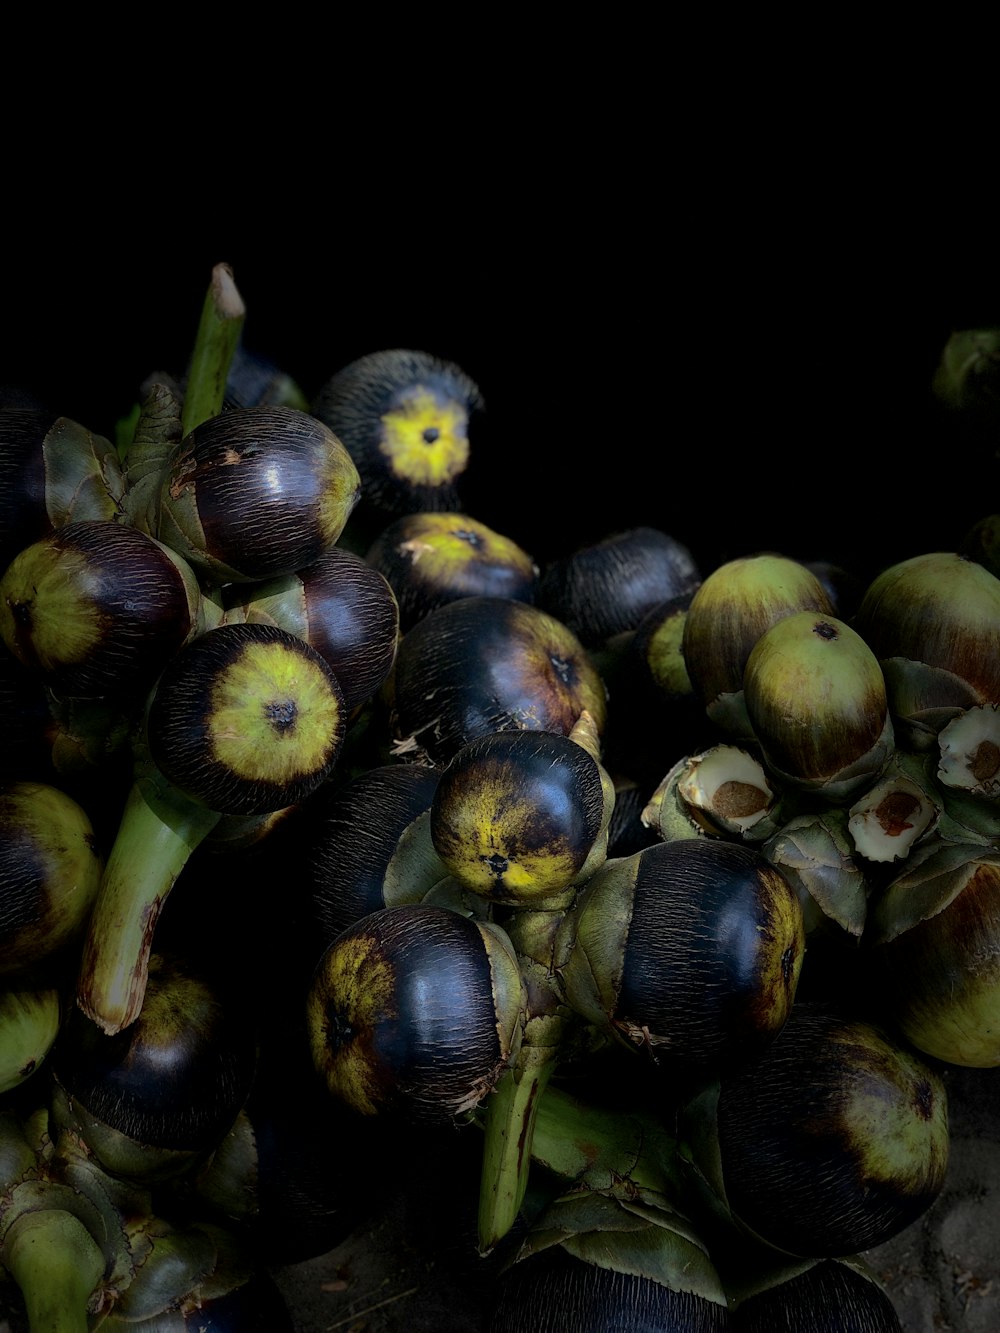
left=141, top=966, right=216, bottom=1046
left=315, top=437, right=362, bottom=544
left=207, top=641, right=341, bottom=782
left=0, top=546, right=102, bottom=669
left=379, top=388, right=469, bottom=487
left=751, top=865, right=806, bottom=1030
left=307, top=931, right=397, bottom=1116
left=839, top=1044, right=948, bottom=1186
left=437, top=783, right=578, bottom=903
left=397, top=515, right=531, bottom=581
left=647, top=611, right=693, bottom=696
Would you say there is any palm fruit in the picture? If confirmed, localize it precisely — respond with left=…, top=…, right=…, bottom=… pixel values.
left=864, top=841, right=1000, bottom=1067
left=742, top=611, right=894, bottom=802
left=554, top=837, right=805, bottom=1094
left=388, top=595, right=607, bottom=768
left=702, top=1002, right=950, bottom=1257
left=428, top=720, right=614, bottom=911
left=681, top=554, right=834, bottom=740
left=154, top=405, right=361, bottom=587
left=310, top=348, right=485, bottom=540
left=851, top=551, right=1000, bottom=751
left=534, top=525, right=701, bottom=649
left=0, top=519, right=210, bottom=703
left=365, top=510, right=538, bottom=634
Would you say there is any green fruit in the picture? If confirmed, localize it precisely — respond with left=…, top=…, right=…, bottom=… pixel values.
left=681, top=554, right=834, bottom=739
left=0, top=986, right=61, bottom=1092
left=742, top=610, right=893, bottom=800
left=0, top=781, right=103, bottom=977
left=712, top=1003, right=949, bottom=1256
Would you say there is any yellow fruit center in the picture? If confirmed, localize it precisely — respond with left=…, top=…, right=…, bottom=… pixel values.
left=308, top=932, right=397, bottom=1116
left=207, top=641, right=340, bottom=782
left=379, top=388, right=469, bottom=486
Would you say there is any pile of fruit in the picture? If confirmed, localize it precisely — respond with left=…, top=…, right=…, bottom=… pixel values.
left=1, top=263, right=999, bottom=1331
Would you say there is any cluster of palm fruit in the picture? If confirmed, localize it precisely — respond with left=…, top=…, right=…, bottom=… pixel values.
left=0, top=262, right=997, bottom=1331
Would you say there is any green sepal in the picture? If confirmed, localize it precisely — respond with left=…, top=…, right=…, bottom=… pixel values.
left=762, top=808, right=870, bottom=939
left=42, top=416, right=124, bottom=530
left=518, top=1190, right=728, bottom=1306
left=119, top=381, right=184, bottom=534
left=866, top=841, right=1000, bottom=944
left=181, top=1109, right=260, bottom=1226
left=552, top=855, right=638, bottom=1032
left=528, top=1081, right=681, bottom=1203
left=180, top=263, right=246, bottom=438
left=47, top=1123, right=154, bottom=1297
left=0, top=1105, right=43, bottom=1195
left=382, top=809, right=453, bottom=908
left=108, top=1216, right=217, bottom=1323
left=51, top=1080, right=208, bottom=1188
left=880, top=656, right=984, bottom=750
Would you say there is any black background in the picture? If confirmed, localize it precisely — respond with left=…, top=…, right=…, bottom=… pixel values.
left=2, top=202, right=996, bottom=587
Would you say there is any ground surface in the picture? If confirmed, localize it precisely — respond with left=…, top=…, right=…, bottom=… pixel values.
left=269, top=1065, right=1000, bottom=1333
left=0, top=1018, right=996, bottom=1333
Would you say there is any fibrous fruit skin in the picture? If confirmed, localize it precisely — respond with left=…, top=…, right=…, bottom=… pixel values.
left=851, top=551, right=1000, bottom=746
left=306, top=904, right=525, bottom=1126
left=51, top=948, right=258, bottom=1178
left=297, top=762, right=441, bottom=949
left=310, top=348, right=485, bottom=528
left=223, top=544, right=400, bottom=714
left=0, top=519, right=205, bottom=701
left=534, top=525, right=701, bottom=649
left=714, top=1003, right=950, bottom=1257
left=488, top=1244, right=732, bottom=1332
left=732, top=1259, right=903, bottom=1332
left=365, top=510, right=539, bottom=634
left=0, top=780, right=104, bottom=976
left=388, top=595, right=608, bottom=768
left=555, top=837, right=805, bottom=1091
left=864, top=846, right=1000, bottom=1068
left=146, top=621, right=346, bottom=817
left=155, top=405, right=362, bottom=586
left=429, top=728, right=609, bottom=907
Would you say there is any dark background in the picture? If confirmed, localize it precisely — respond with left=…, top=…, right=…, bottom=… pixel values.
left=2, top=216, right=996, bottom=586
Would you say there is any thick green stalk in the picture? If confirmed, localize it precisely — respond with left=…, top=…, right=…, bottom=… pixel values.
left=477, top=914, right=573, bottom=1253
left=75, top=765, right=221, bottom=1035
left=3, top=1208, right=106, bottom=1333
left=180, top=262, right=245, bottom=438
left=477, top=1038, right=560, bottom=1255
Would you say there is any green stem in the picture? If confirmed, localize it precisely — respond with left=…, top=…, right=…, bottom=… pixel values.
left=180, top=262, right=245, bottom=438
left=3, top=1208, right=106, bottom=1333
left=477, top=1039, right=559, bottom=1255
left=476, top=913, right=575, bottom=1253
left=75, top=767, right=221, bottom=1035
